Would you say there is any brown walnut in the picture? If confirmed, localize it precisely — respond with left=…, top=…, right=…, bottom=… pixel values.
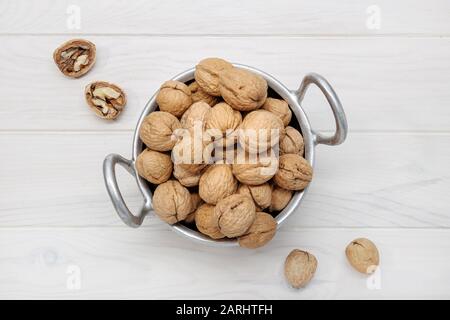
left=199, top=164, right=238, bottom=204
left=269, top=186, right=293, bottom=212
left=238, top=212, right=277, bottom=249
left=280, top=126, right=304, bottom=156
left=188, top=81, right=220, bottom=106
left=156, top=80, right=192, bottom=117
left=284, top=249, right=318, bottom=288
left=262, top=98, right=292, bottom=126
left=152, top=180, right=192, bottom=224
left=232, top=152, right=279, bottom=185
left=345, top=238, right=380, bottom=274
left=180, top=101, right=211, bottom=131
left=136, top=149, right=172, bottom=184
left=195, top=58, right=234, bottom=96
left=139, top=111, right=181, bottom=151
left=195, top=203, right=224, bottom=239
left=215, top=194, right=256, bottom=238
left=53, top=39, right=96, bottom=78
left=85, top=81, right=126, bottom=120
left=237, top=183, right=272, bottom=210
left=205, top=102, right=242, bottom=147
left=274, top=154, right=312, bottom=190
left=185, top=193, right=204, bottom=224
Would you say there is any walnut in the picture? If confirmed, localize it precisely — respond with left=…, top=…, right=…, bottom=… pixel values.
left=219, top=68, right=267, bottom=111
left=84, top=81, right=126, bottom=120
left=136, top=149, right=172, bottom=184
left=53, top=39, right=96, bottom=78
left=156, top=80, right=192, bottom=117
left=215, top=194, right=256, bottom=238
left=171, top=131, right=212, bottom=173
left=237, top=183, right=272, bottom=210
left=173, top=164, right=204, bottom=187
left=195, top=203, right=224, bottom=239
left=238, top=110, right=285, bottom=154
left=188, top=81, right=219, bottom=106
left=185, top=193, right=203, bottom=224
left=205, top=102, right=242, bottom=147
left=139, top=111, right=181, bottom=152
left=262, top=98, right=292, bottom=126
left=280, top=126, right=304, bottom=155
left=152, top=180, right=192, bottom=224
left=345, top=238, right=380, bottom=274
left=180, top=101, right=211, bottom=131
left=232, top=152, right=279, bottom=185
left=274, top=154, right=312, bottom=190
left=238, top=212, right=277, bottom=249
left=269, top=186, right=293, bottom=212
left=284, top=249, right=317, bottom=288
left=199, top=164, right=238, bottom=204
left=195, top=58, right=234, bottom=96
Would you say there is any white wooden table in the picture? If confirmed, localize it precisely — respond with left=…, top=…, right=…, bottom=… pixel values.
left=1, top=0, right=449, bottom=299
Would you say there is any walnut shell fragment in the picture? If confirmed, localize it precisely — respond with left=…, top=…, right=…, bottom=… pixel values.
left=238, top=212, right=277, bottom=249
left=219, top=68, right=268, bottom=111
left=280, top=126, right=304, bottom=156
left=345, top=238, right=380, bottom=274
left=156, top=80, right=192, bottom=117
left=53, top=39, right=96, bottom=78
left=237, top=183, right=272, bottom=210
left=136, top=149, right=172, bottom=184
left=199, top=164, right=237, bottom=204
left=152, top=180, right=192, bottom=224
left=188, top=81, right=220, bottom=106
left=215, top=194, right=256, bottom=238
left=195, top=58, right=234, bottom=96
left=85, top=81, right=126, bottom=120
left=195, top=203, right=224, bottom=239
left=262, top=98, right=292, bottom=126
left=274, top=154, right=312, bottom=190
left=284, top=249, right=317, bottom=288
left=139, top=111, right=181, bottom=152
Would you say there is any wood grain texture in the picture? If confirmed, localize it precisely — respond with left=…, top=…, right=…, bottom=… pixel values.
left=1, top=0, right=450, bottom=35
left=1, top=133, right=449, bottom=228
left=0, top=227, right=449, bottom=299
left=0, top=36, right=450, bottom=131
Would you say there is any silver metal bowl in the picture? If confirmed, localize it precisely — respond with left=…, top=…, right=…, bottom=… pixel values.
left=103, top=64, right=348, bottom=247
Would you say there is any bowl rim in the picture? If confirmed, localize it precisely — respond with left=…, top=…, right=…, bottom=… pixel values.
left=131, top=63, right=315, bottom=247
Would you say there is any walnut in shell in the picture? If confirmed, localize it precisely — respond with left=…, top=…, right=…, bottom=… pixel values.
left=238, top=110, right=285, bottom=154
left=238, top=212, right=277, bottom=249
left=195, top=58, right=234, bottom=96
left=284, top=249, right=317, bottom=288
left=156, top=80, right=192, bottom=117
left=199, top=164, right=238, bottom=204
left=180, top=101, right=211, bottom=131
left=85, top=81, right=126, bottom=120
left=152, top=180, right=192, bottom=224
left=215, top=194, right=256, bottom=238
left=139, top=111, right=181, bottom=152
left=269, top=186, right=293, bottom=212
left=345, top=238, right=380, bottom=274
left=232, top=152, right=279, bottom=185
left=53, top=39, right=96, bottom=78
left=195, top=203, right=224, bottom=239
left=237, top=183, right=272, bottom=210
left=280, top=126, right=304, bottom=155
left=136, top=149, right=172, bottom=184
left=262, top=98, right=292, bottom=126
left=171, top=131, right=212, bottom=173
left=188, top=81, right=219, bottom=106
left=219, top=68, right=268, bottom=111
left=173, top=164, right=204, bottom=187
left=205, top=102, right=242, bottom=147
left=274, top=154, right=312, bottom=190
left=185, top=193, right=204, bottom=224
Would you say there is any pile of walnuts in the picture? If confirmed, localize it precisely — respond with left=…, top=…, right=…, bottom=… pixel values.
left=136, top=57, right=313, bottom=249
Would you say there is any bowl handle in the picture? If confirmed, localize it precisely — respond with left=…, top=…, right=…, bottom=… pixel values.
left=103, top=153, right=152, bottom=228
left=296, top=73, right=348, bottom=146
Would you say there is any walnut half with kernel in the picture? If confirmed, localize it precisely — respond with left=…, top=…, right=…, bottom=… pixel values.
left=53, top=39, right=96, bottom=78
left=85, top=81, right=126, bottom=120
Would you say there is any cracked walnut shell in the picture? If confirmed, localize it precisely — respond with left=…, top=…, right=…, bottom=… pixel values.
left=237, top=183, right=272, bottom=210
left=152, top=180, right=192, bottom=224
left=188, top=81, right=219, bottom=106
left=269, top=186, right=293, bottom=212
left=346, top=238, right=380, bottom=274
left=53, top=39, right=96, bottom=78
left=85, top=81, right=126, bottom=120
left=280, top=126, right=304, bottom=156
left=195, top=58, right=234, bottom=96
left=199, top=164, right=237, bottom=205
left=274, top=154, right=312, bottom=190
left=219, top=68, right=268, bottom=111
left=262, top=98, right=292, bottom=126
left=238, top=212, right=277, bottom=249
left=195, top=203, right=224, bottom=239
left=238, top=110, right=285, bottom=154
left=136, top=149, right=172, bottom=184
left=215, top=194, right=256, bottom=238
left=139, top=111, right=181, bottom=152
left=284, top=249, right=317, bottom=288
left=156, top=80, right=192, bottom=117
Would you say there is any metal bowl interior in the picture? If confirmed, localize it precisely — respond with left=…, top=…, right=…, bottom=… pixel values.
left=131, top=64, right=315, bottom=247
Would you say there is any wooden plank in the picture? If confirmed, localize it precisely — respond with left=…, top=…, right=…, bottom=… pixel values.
left=0, top=227, right=449, bottom=299
left=1, top=0, right=450, bottom=35
left=1, top=132, right=449, bottom=228
left=0, top=36, right=450, bottom=131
